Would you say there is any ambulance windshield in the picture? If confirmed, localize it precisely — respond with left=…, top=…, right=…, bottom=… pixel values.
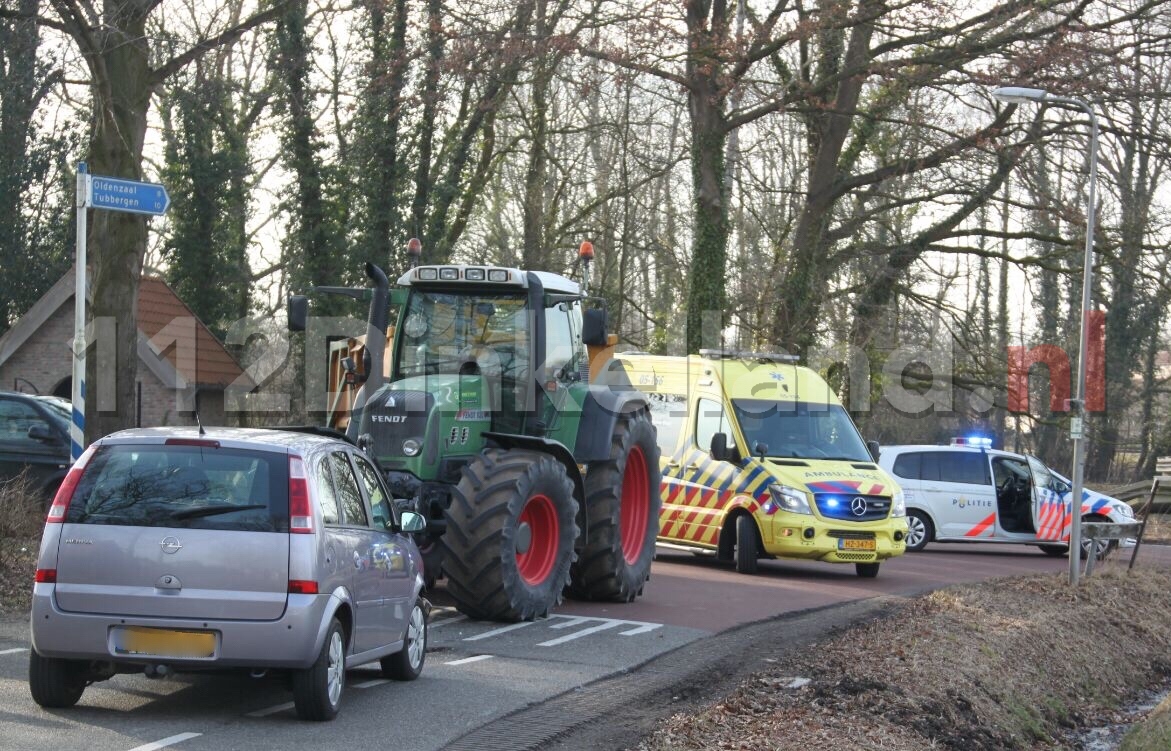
left=732, top=399, right=871, bottom=462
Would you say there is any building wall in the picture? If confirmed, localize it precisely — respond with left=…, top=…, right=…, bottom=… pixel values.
left=0, top=304, right=236, bottom=430
left=0, top=302, right=74, bottom=396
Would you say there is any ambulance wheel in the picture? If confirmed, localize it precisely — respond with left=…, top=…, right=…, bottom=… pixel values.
left=734, top=514, right=759, bottom=574
left=569, top=410, right=662, bottom=602
left=442, top=449, right=578, bottom=621
left=905, top=510, right=933, bottom=552
left=856, top=562, right=880, bottom=578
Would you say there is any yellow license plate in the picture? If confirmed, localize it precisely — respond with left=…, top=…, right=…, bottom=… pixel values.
left=114, top=627, right=216, bottom=659
left=838, top=538, right=876, bottom=551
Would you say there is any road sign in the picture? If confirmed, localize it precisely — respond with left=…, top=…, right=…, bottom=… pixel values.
left=88, top=174, right=171, bottom=216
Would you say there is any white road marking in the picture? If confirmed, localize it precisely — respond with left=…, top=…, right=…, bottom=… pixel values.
left=0, top=647, right=28, bottom=655
left=445, top=655, right=493, bottom=666
left=354, top=678, right=389, bottom=689
left=126, top=733, right=202, bottom=751
left=538, top=621, right=622, bottom=646
left=430, top=615, right=468, bottom=630
left=246, top=702, right=294, bottom=718
left=547, top=616, right=590, bottom=630
left=463, top=622, right=534, bottom=641
left=619, top=623, right=663, bottom=636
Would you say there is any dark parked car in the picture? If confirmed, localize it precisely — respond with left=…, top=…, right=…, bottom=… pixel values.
left=0, top=391, right=71, bottom=499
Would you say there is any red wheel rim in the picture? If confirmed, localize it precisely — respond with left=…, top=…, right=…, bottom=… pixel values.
left=516, top=494, right=559, bottom=585
left=620, top=445, right=650, bottom=565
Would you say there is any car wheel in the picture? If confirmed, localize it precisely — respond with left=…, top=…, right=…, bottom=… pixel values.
left=734, top=515, right=759, bottom=575
left=293, top=618, right=345, bottom=721
left=856, top=562, right=881, bottom=578
left=1080, top=514, right=1118, bottom=561
left=28, top=650, right=86, bottom=708
left=382, top=598, right=427, bottom=681
left=905, top=510, right=933, bottom=552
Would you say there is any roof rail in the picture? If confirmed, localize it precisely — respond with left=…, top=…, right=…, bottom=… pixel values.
left=698, top=348, right=799, bottom=363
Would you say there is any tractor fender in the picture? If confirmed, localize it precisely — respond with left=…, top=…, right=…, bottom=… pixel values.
left=574, top=385, right=651, bottom=463
left=481, top=432, right=585, bottom=508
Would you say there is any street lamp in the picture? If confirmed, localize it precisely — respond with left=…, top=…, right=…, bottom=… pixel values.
left=992, top=86, right=1099, bottom=586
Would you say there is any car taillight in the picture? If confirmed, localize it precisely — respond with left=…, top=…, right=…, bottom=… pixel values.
left=288, top=580, right=318, bottom=595
left=46, top=444, right=100, bottom=523
left=289, top=455, right=312, bottom=533
left=34, top=569, right=57, bottom=583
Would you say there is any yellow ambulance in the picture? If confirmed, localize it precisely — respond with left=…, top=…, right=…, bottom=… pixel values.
left=613, top=350, right=907, bottom=577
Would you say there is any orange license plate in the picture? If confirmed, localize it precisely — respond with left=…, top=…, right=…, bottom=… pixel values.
left=838, top=538, right=876, bottom=551
left=114, top=627, right=215, bottom=659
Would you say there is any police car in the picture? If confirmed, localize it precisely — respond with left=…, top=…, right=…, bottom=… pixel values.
left=877, top=438, right=1135, bottom=557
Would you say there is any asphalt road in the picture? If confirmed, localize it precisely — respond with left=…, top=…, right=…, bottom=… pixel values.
left=0, top=542, right=1164, bottom=751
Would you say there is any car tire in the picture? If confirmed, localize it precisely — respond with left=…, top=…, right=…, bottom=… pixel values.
left=856, top=562, right=881, bottom=578
left=382, top=598, right=427, bottom=681
left=905, top=510, right=933, bottom=552
left=293, top=618, right=345, bottom=721
left=734, top=515, right=759, bottom=574
left=569, top=409, right=662, bottom=602
left=28, top=650, right=86, bottom=708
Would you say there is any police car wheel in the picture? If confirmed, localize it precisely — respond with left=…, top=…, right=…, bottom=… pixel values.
left=905, top=510, right=933, bottom=552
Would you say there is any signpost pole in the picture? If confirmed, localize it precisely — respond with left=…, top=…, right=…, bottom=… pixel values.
left=71, top=163, right=90, bottom=461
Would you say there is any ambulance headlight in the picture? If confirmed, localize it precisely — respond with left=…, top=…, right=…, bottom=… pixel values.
left=770, top=485, right=812, bottom=515
left=891, top=488, right=906, bottom=517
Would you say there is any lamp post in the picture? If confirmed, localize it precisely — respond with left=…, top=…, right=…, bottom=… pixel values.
left=992, top=86, right=1099, bottom=586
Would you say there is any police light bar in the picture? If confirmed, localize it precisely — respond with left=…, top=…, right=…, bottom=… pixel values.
left=951, top=436, right=993, bottom=448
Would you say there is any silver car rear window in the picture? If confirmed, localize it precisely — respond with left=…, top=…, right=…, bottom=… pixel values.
left=64, top=444, right=290, bottom=531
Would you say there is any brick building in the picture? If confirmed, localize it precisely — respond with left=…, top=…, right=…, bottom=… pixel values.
left=0, top=267, right=251, bottom=428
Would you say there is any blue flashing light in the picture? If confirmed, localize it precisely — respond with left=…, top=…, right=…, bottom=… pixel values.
left=951, top=436, right=993, bottom=449
left=825, top=496, right=842, bottom=508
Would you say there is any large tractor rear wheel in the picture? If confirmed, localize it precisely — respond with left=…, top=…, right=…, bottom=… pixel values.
left=568, top=409, right=662, bottom=602
left=442, top=449, right=578, bottom=621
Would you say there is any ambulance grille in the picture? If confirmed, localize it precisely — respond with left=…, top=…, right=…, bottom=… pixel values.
left=828, top=530, right=877, bottom=540
left=813, top=494, right=890, bottom=522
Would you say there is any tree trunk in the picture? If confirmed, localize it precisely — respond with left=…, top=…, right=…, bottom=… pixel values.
left=683, top=0, right=730, bottom=354
left=85, top=2, right=153, bottom=439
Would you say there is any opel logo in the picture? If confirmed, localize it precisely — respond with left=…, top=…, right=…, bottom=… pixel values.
left=160, top=536, right=183, bottom=554
left=850, top=497, right=868, bottom=517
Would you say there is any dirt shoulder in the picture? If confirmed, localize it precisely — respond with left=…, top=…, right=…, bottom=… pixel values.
left=621, top=558, right=1171, bottom=751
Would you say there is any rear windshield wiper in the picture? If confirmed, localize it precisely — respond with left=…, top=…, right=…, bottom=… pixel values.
left=170, top=503, right=267, bottom=520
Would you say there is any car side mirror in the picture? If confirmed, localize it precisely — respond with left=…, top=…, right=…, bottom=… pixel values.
left=28, top=423, right=56, bottom=443
left=288, top=295, right=309, bottom=332
left=866, top=440, right=880, bottom=462
left=400, top=511, right=427, bottom=533
left=710, top=432, right=733, bottom=462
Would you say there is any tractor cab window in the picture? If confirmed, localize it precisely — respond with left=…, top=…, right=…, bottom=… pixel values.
left=395, top=290, right=529, bottom=379
left=544, top=301, right=584, bottom=379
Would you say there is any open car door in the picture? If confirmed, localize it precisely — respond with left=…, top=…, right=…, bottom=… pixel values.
left=1028, top=455, right=1071, bottom=542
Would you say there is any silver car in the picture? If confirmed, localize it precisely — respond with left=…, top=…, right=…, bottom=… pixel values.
left=29, top=426, right=428, bottom=721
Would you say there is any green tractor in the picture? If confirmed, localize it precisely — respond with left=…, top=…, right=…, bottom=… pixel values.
left=289, top=245, right=661, bottom=621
